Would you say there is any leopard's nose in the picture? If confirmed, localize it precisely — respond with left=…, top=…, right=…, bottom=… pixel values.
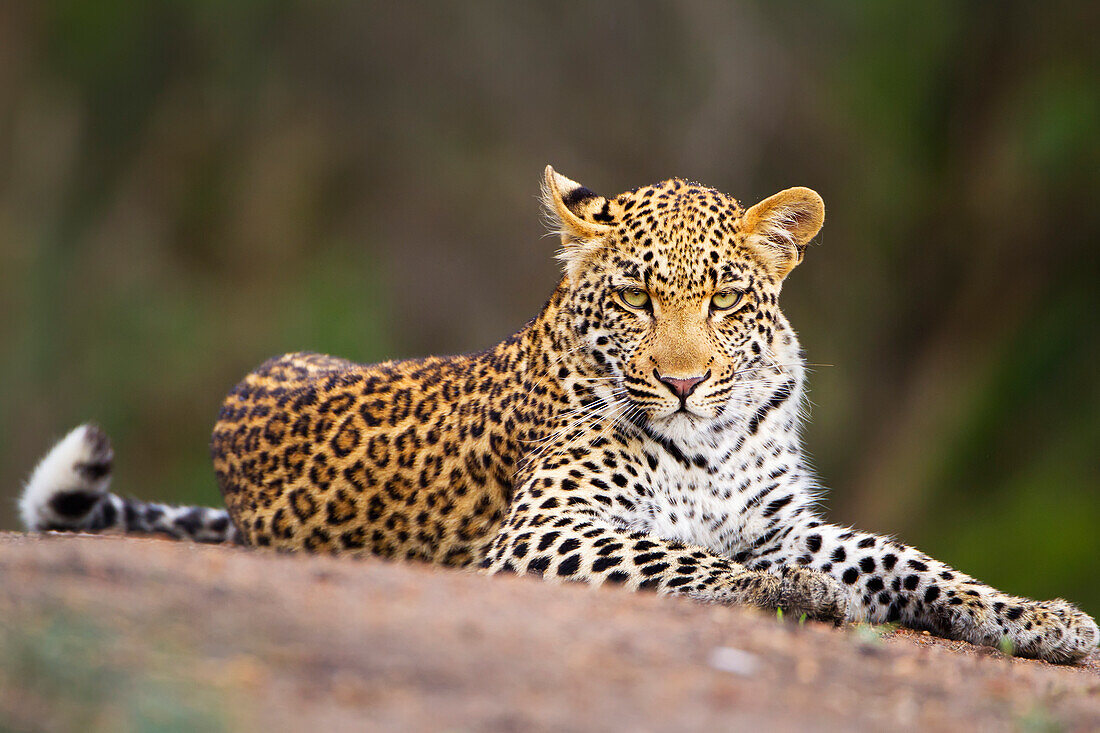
left=654, top=369, right=711, bottom=402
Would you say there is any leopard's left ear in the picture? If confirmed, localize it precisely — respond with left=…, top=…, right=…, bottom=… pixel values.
left=542, top=166, right=614, bottom=280
left=741, top=187, right=825, bottom=279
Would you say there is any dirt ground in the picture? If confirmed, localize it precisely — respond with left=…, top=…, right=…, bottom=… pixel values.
left=1, top=533, right=1097, bottom=732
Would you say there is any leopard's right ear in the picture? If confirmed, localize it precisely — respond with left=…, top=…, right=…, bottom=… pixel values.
left=542, top=166, right=614, bottom=279
left=541, top=166, right=614, bottom=242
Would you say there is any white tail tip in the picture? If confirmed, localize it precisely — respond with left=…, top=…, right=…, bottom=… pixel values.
left=20, top=424, right=114, bottom=530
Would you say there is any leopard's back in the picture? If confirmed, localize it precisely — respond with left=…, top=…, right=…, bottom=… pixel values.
left=211, top=350, right=527, bottom=565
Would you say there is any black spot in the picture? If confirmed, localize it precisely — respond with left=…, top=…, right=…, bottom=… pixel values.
left=907, top=559, right=928, bottom=572
left=641, top=562, right=669, bottom=577
left=592, top=556, right=623, bottom=573
left=561, top=185, right=597, bottom=208
left=859, top=557, right=876, bottom=573
left=592, top=201, right=615, bottom=223
left=341, top=528, right=367, bottom=549
left=924, top=586, right=941, bottom=603
left=123, top=501, right=140, bottom=528
left=558, top=538, right=581, bottom=554
left=1005, top=606, right=1024, bottom=621
left=856, top=536, right=875, bottom=549
left=637, top=425, right=691, bottom=467
left=882, top=553, right=897, bottom=571
left=903, top=575, right=919, bottom=591
left=527, top=556, right=550, bottom=575
left=175, top=507, right=205, bottom=536
left=804, top=534, right=822, bottom=553
left=98, top=499, right=118, bottom=527
left=831, top=547, right=846, bottom=562
left=764, top=494, right=793, bottom=517
left=75, top=461, right=111, bottom=482
left=842, top=568, right=859, bottom=584
left=48, top=491, right=100, bottom=519
left=866, top=577, right=885, bottom=593
left=605, top=571, right=630, bottom=585
left=557, top=554, right=581, bottom=576
left=746, top=381, right=793, bottom=435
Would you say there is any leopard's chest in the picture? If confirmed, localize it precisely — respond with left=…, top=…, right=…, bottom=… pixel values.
left=608, top=431, right=802, bottom=557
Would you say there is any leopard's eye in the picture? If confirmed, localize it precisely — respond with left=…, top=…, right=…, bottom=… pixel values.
left=619, top=287, right=650, bottom=309
left=710, top=290, right=743, bottom=311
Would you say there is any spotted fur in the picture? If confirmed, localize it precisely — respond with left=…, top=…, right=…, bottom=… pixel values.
left=22, top=167, right=1097, bottom=663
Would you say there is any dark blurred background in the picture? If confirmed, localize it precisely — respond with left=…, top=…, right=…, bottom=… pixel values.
left=2, top=2, right=1097, bottom=612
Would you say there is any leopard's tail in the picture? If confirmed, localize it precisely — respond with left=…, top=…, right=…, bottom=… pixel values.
left=20, top=424, right=242, bottom=544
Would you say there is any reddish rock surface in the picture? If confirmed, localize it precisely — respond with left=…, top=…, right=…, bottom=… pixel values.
left=2, top=533, right=1097, bottom=732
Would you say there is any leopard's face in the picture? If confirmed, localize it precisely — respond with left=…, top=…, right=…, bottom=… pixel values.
left=544, top=169, right=824, bottom=443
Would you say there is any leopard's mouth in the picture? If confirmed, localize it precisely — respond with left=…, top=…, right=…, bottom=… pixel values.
left=643, top=405, right=712, bottom=435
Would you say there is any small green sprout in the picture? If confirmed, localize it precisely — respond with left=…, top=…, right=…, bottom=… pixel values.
left=852, top=622, right=888, bottom=647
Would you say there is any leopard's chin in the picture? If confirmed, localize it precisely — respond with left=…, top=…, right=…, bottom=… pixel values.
left=644, top=410, right=715, bottom=443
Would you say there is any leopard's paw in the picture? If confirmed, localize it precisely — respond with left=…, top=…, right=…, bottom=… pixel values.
left=977, top=597, right=1100, bottom=664
left=777, top=566, right=851, bottom=626
left=1007, top=599, right=1099, bottom=664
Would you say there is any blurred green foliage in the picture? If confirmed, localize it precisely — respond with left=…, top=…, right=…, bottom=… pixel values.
left=1, top=1, right=1097, bottom=611
left=0, top=608, right=228, bottom=731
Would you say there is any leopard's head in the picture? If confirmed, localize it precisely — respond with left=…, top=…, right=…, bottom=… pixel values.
left=543, top=166, right=824, bottom=443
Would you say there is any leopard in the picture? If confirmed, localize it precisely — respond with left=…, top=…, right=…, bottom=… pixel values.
left=20, top=166, right=1098, bottom=663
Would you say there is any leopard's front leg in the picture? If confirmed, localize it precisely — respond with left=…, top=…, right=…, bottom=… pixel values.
left=480, top=474, right=849, bottom=624
left=749, top=522, right=1098, bottom=663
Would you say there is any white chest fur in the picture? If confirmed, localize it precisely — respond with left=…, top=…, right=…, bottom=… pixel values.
left=613, top=419, right=810, bottom=558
